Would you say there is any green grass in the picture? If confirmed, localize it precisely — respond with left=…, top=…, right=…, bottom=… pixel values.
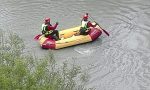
left=0, top=32, right=93, bottom=90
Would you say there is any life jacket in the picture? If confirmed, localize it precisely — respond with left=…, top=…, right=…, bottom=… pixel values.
left=41, top=24, right=46, bottom=34
left=81, top=20, right=89, bottom=32
left=41, top=24, right=53, bottom=35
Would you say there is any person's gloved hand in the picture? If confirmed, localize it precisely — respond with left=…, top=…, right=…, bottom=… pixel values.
left=94, top=22, right=98, bottom=25
left=56, top=22, right=59, bottom=25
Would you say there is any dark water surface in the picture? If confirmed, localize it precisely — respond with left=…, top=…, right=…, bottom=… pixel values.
left=1, top=0, right=150, bottom=90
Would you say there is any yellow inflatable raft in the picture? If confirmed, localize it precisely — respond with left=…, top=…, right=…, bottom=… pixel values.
left=35, top=23, right=103, bottom=49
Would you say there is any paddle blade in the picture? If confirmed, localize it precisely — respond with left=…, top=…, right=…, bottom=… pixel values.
left=34, top=34, right=42, bottom=40
left=102, top=29, right=109, bottom=36
left=95, top=22, right=110, bottom=36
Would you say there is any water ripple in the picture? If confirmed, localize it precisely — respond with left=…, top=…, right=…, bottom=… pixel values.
left=1, top=0, right=150, bottom=90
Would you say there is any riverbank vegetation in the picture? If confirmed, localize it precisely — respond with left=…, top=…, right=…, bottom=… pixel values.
left=0, top=32, right=91, bottom=90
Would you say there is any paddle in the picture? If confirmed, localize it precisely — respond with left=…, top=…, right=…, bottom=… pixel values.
left=34, top=34, right=42, bottom=40
left=88, top=15, right=109, bottom=36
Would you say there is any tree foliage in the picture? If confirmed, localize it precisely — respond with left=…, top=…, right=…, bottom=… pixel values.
left=0, top=32, right=91, bottom=90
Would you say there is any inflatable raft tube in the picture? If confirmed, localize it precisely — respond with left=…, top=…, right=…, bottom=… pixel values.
left=35, top=23, right=102, bottom=49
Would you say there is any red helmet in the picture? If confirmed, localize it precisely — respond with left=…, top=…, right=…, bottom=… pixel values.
left=44, top=17, right=50, bottom=24
left=83, top=14, right=88, bottom=20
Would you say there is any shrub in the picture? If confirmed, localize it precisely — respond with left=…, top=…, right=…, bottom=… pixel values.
left=0, top=32, right=91, bottom=90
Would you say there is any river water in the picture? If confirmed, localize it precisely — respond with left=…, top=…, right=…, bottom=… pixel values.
left=1, top=0, right=150, bottom=90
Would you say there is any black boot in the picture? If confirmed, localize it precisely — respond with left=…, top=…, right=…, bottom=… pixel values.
left=52, top=35, right=59, bottom=41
